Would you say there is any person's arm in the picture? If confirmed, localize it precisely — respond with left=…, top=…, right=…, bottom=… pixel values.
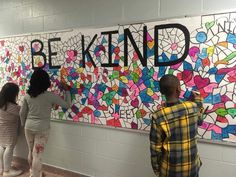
left=150, top=114, right=164, bottom=176
left=19, top=97, right=29, bottom=127
left=192, top=91, right=204, bottom=125
left=51, top=91, right=71, bottom=109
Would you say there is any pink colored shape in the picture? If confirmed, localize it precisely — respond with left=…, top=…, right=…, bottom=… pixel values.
left=200, top=122, right=222, bottom=134
left=203, top=83, right=218, bottom=93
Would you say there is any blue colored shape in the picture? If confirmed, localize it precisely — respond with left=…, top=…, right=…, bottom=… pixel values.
left=226, top=33, right=236, bottom=44
left=141, top=68, right=151, bottom=81
left=212, top=93, right=221, bottom=104
left=183, top=61, right=193, bottom=70
left=159, top=52, right=169, bottom=62
left=204, top=94, right=213, bottom=103
left=119, top=82, right=128, bottom=88
left=211, top=131, right=222, bottom=140
left=94, top=110, right=101, bottom=117
left=101, top=36, right=107, bottom=44
left=67, top=75, right=73, bottom=81
left=115, top=105, right=120, bottom=113
left=170, top=54, right=178, bottom=61
left=82, top=89, right=89, bottom=97
left=98, top=83, right=106, bottom=92
left=215, top=74, right=225, bottom=83
left=222, top=125, right=236, bottom=139
left=70, top=87, right=78, bottom=94
left=194, top=58, right=202, bottom=70
left=81, top=98, right=87, bottom=105
left=196, top=31, right=207, bottom=43
left=183, top=89, right=192, bottom=100
left=158, top=66, right=167, bottom=78
left=118, top=34, right=124, bottom=43
left=144, top=80, right=151, bottom=88
left=143, top=118, right=151, bottom=125
left=147, top=48, right=154, bottom=58
left=140, top=90, right=153, bottom=103
left=208, top=67, right=217, bottom=74
left=198, top=48, right=208, bottom=59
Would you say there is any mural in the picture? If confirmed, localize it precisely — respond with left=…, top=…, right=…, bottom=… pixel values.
left=0, top=12, right=236, bottom=142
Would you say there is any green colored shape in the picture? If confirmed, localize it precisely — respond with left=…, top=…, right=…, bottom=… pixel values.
left=136, top=110, right=142, bottom=119
left=216, top=108, right=228, bottom=117
left=149, top=68, right=154, bottom=77
left=133, top=62, right=138, bottom=68
left=109, top=71, right=119, bottom=80
left=228, top=108, right=236, bottom=118
left=168, top=69, right=174, bottom=75
left=84, top=82, right=92, bottom=89
left=205, top=21, right=215, bottom=30
left=224, top=51, right=236, bottom=62
left=120, top=56, right=124, bottom=61
left=131, top=72, right=139, bottom=83
left=102, top=91, right=116, bottom=106
left=71, top=94, right=76, bottom=101
left=58, top=112, right=64, bottom=119
left=150, top=80, right=155, bottom=88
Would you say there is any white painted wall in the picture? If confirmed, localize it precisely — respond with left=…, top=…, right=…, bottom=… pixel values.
left=0, top=0, right=236, bottom=176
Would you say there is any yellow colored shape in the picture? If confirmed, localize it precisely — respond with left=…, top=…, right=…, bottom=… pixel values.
left=147, top=88, right=154, bottom=96
left=147, top=40, right=154, bottom=49
left=207, top=46, right=215, bottom=57
left=120, top=76, right=128, bottom=84
left=124, top=66, right=129, bottom=70
left=18, top=55, right=21, bottom=63
left=76, top=67, right=84, bottom=73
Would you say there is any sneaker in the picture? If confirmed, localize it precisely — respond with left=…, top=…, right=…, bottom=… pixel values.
left=3, top=169, right=23, bottom=177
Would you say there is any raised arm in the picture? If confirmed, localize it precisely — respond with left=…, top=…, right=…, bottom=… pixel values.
left=191, top=91, right=204, bottom=125
left=51, top=91, right=72, bottom=109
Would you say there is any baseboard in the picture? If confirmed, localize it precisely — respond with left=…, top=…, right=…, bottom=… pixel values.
left=13, top=156, right=90, bottom=177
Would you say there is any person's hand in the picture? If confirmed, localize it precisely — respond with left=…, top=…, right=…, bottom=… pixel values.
left=191, top=91, right=200, bottom=100
left=60, top=82, right=71, bottom=91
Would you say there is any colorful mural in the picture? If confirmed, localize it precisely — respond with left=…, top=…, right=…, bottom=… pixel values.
left=0, top=12, right=236, bottom=142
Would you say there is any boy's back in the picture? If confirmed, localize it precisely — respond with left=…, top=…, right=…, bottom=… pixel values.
left=150, top=101, right=201, bottom=177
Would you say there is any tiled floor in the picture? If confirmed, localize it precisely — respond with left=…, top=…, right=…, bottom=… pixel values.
left=2, top=157, right=88, bottom=177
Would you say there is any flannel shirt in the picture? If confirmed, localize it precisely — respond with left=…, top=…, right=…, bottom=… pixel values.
left=150, top=96, right=203, bottom=177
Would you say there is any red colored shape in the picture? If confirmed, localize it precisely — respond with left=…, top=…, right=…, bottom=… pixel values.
left=131, top=122, right=138, bottom=129
left=194, top=75, right=210, bottom=89
left=202, top=57, right=210, bottom=67
left=216, top=116, right=228, bottom=123
left=181, top=70, right=193, bottom=83
left=81, top=107, right=93, bottom=114
left=199, top=88, right=209, bottom=98
left=19, top=46, right=24, bottom=52
left=107, top=118, right=121, bottom=127
left=131, top=98, right=139, bottom=107
left=98, top=105, right=108, bottom=111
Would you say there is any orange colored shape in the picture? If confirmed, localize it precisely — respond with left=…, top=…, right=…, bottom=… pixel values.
left=218, top=41, right=228, bottom=48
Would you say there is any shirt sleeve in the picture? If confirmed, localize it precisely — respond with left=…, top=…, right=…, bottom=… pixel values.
left=192, top=94, right=204, bottom=125
left=149, top=113, right=164, bottom=176
left=20, top=97, right=29, bottom=127
left=51, top=91, right=72, bottom=109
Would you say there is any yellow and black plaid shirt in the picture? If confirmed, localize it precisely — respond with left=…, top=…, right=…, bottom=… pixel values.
left=150, top=97, right=203, bottom=177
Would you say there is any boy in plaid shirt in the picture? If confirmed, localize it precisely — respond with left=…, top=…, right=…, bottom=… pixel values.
left=150, top=74, right=203, bottom=177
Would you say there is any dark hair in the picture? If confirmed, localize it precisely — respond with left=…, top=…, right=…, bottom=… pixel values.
left=27, top=68, right=51, bottom=97
left=159, top=74, right=180, bottom=97
left=0, top=83, right=19, bottom=110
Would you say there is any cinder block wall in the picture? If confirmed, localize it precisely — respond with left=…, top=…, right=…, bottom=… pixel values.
left=0, top=0, right=236, bottom=176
